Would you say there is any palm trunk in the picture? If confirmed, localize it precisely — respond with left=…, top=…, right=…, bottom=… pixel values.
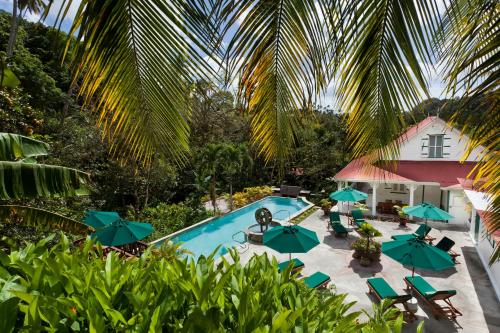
left=7, top=0, right=18, bottom=57
left=210, top=178, right=217, bottom=213
left=229, top=182, right=234, bottom=211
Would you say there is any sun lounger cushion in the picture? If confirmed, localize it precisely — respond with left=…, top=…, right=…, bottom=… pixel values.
left=351, top=209, right=365, bottom=221
left=278, top=258, right=304, bottom=272
left=392, top=224, right=431, bottom=241
left=435, top=237, right=455, bottom=252
left=330, top=211, right=341, bottom=223
left=355, top=220, right=367, bottom=228
left=405, top=276, right=456, bottom=299
left=367, top=278, right=399, bottom=299
left=331, top=222, right=348, bottom=234
left=304, top=271, right=330, bottom=289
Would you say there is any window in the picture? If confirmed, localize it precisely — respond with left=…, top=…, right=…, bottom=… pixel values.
left=429, top=134, right=444, bottom=158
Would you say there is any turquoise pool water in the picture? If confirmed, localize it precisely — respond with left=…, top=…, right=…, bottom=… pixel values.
left=169, top=196, right=310, bottom=259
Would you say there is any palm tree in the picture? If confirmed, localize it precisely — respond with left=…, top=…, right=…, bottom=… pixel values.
left=51, top=0, right=498, bottom=261
left=7, top=0, right=50, bottom=57
left=218, top=143, right=252, bottom=211
left=197, top=144, right=224, bottom=213
left=0, top=133, right=90, bottom=234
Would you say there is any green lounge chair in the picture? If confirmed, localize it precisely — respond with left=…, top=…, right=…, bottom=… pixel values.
left=330, top=211, right=341, bottom=223
left=434, top=237, right=461, bottom=263
left=304, top=271, right=331, bottom=289
left=330, top=221, right=351, bottom=237
left=350, top=209, right=366, bottom=227
left=404, top=275, right=462, bottom=319
left=278, top=258, right=304, bottom=273
left=391, top=224, right=431, bottom=241
left=367, top=277, right=415, bottom=321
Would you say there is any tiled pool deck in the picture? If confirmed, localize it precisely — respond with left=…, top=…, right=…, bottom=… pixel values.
left=237, top=209, right=500, bottom=332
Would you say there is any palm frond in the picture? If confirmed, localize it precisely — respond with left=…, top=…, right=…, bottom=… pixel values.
left=0, top=133, right=49, bottom=161
left=337, top=0, right=440, bottom=162
left=438, top=0, right=500, bottom=263
left=0, top=161, right=89, bottom=200
left=223, top=0, right=331, bottom=168
left=55, top=0, right=221, bottom=165
left=0, top=205, right=90, bottom=235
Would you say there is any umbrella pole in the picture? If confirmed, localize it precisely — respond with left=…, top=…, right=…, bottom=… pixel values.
left=289, top=253, right=292, bottom=261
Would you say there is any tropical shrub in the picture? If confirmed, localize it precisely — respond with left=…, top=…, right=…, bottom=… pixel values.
left=319, top=198, right=333, bottom=215
left=130, top=202, right=212, bottom=241
left=232, top=186, right=273, bottom=208
left=0, top=236, right=417, bottom=332
left=351, top=237, right=382, bottom=261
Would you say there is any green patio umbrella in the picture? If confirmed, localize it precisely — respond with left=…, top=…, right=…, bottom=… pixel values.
left=329, top=187, right=368, bottom=217
left=264, top=225, right=320, bottom=260
left=382, top=237, right=455, bottom=277
left=403, top=202, right=453, bottom=223
left=84, top=211, right=120, bottom=229
left=91, top=219, right=153, bottom=246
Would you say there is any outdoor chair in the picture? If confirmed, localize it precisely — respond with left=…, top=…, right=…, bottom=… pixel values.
left=367, top=277, right=416, bottom=322
left=434, top=237, right=461, bottom=263
left=391, top=224, right=431, bottom=241
left=349, top=209, right=366, bottom=227
left=278, top=258, right=304, bottom=273
left=304, top=271, right=331, bottom=289
left=404, top=275, right=462, bottom=319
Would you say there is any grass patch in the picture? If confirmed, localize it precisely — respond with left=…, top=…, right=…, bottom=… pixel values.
left=291, top=207, right=319, bottom=225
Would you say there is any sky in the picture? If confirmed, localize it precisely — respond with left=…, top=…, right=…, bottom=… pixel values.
left=0, top=0, right=454, bottom=107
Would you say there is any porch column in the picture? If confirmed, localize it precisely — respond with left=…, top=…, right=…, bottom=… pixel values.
left=408, top=184, right=417, bottom=219
left=370, top=183, right=378, bottom=216
left=336, top=181, right=342, bottom=190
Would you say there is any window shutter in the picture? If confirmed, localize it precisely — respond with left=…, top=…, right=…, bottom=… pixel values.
left=421, top=136, right=428, bottom=157
left=443, top=136, right=451, bottom=157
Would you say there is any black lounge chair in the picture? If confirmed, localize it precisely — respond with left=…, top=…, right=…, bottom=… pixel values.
left=329, top=212, right=351, bottom=237
left=434, top=237, right=461, bottom=263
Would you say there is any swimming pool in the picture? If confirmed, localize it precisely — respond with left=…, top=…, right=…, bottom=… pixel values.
left=155, top=196, right=311, bottom=259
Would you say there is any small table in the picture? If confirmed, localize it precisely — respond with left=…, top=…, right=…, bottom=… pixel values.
left=406, top=297, right=419, bottom=313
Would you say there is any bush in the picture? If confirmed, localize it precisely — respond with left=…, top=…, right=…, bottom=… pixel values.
left=232, top=186, right=273, bottom=208
left=351, top=237, right=382, bottom=258
left=0, top=236, right=410, bottom=332
left=130, top=202, right=212, bottom=241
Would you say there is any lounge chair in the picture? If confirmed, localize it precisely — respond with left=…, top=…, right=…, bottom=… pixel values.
left=304, top=271, right=331, bottom=289
left=434, top=237, right=461, bottom=263
left=278, top=258, right=304, bottom=273
left=350, top=209, right=366, bottom=227
left=330, top=221, right=352, bottom=237
left=367, top=277, right=416, bottom=322
left=404, top=275, right=462, bottom=319
left=391, top=224, right=431, bottom=241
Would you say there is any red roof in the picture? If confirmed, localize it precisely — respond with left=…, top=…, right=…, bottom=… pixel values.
left=335, top=160, right=477, bottom=187
left=334, top=116, right=477, bottom=187
left=477, top=210, right=500, bottom=243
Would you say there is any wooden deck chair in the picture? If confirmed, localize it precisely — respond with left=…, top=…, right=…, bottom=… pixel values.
left=404, top=275, right=462, bottom=320
left=304, top=271, right=331, bottom=289
left=367, top=277, right=416, bottom=322
left=434, top=237, right=461, bottom=263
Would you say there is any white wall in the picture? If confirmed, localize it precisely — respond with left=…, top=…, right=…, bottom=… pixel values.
left=398, top=118, right=483, bottom=161
left=448, top=190, right=469, bottom=224
left=474, top=214, right=500, bottom=301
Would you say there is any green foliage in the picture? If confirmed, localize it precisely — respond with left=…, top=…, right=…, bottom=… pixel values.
left=351, top=237, right=382, bottom=254
left=0, top=88, right=43, bottom=134
left=232, top=186, right=273, bottom=209
left=0, top=236, right=409, bottom=332
left=393, top=205, right=409, bottom=219
left=0, top=132, right=48, bottom=161
left=130, top=202, right=212, bottom=242
left=358, top=223, right=383, bottom=239
left=320, top=198, right=333, bottom=211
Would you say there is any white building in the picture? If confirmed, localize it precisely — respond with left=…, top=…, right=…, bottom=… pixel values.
left=461, top=178, right=500, bottom=301
left=333, top=116, right=483, bottom=224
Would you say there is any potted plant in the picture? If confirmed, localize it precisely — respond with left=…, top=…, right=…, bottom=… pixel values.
left=393, top=205, right=409, bottom=227
left=350, top=238, right=381, bottom=262
left=319, top=199, right=332, bottom=216
left=357, top=223, right=382, bottom=266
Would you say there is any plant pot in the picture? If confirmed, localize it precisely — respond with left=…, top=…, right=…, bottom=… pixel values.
left=360, top=256, right=371, bottom=267
left=399, top=218, right=408, bottom=227
left=322, top=208, right=331, bottom=216
left=368, top=250, right=381, bottom=262
left=352, top=249, right=362, bottom=259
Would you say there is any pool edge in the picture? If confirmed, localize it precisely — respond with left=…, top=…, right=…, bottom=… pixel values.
left=148, top=195, right=314, bottom=246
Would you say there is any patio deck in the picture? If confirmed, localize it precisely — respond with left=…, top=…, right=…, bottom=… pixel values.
left=238, top=209, right=500, bottom=332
